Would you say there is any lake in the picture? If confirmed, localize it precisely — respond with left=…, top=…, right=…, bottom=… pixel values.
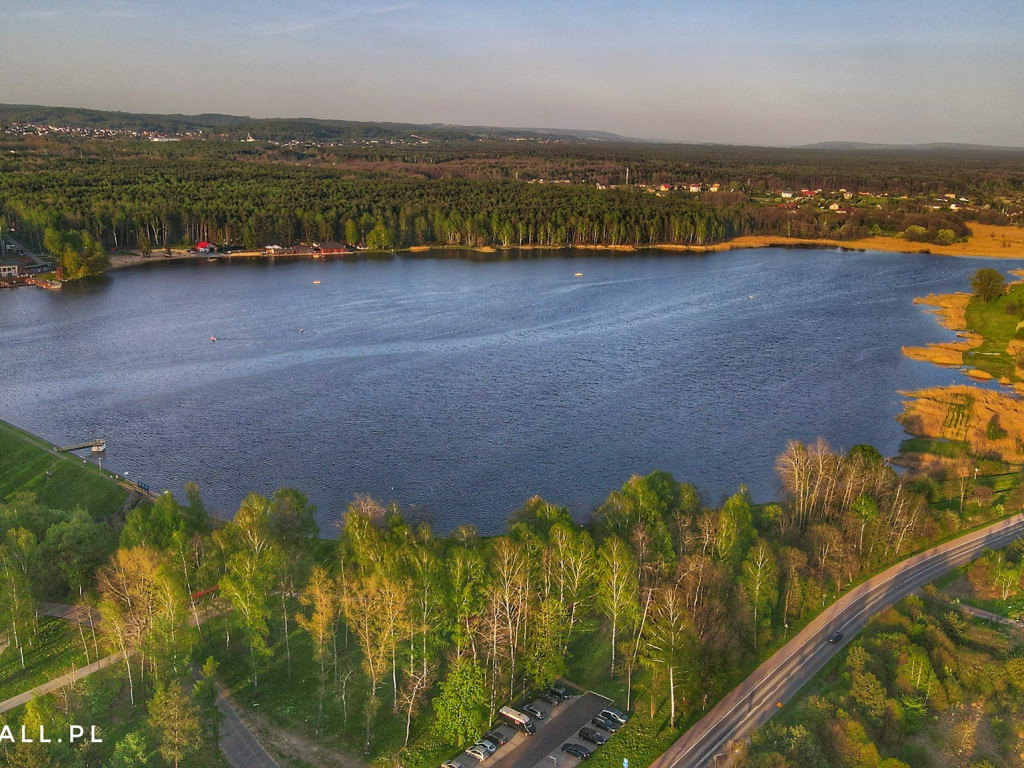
left=0, top=248, right=1002, bottom=534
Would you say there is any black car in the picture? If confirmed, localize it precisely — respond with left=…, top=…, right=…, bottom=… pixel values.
left=578, top=727, right=606, bottom=746
left=591, top=715, right=620, bottom=733
left=548, top=684, right=572, bottom=700
left=827, top=631, right=843, bottom=644
left=538, top=692, right=561, bottom=707
left=484, top=731, right=509, bottom=747
left=561, top=743, right=591, bottom=760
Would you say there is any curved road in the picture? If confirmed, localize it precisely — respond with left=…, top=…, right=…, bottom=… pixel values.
left=650, top=512, right=1024, bottom=768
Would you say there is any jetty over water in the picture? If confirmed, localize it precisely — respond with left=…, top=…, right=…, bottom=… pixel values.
left=56, top=439, right=106, bottom=453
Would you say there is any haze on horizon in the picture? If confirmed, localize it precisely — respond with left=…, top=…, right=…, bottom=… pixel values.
left=4, top=0, right=1023, bottom=147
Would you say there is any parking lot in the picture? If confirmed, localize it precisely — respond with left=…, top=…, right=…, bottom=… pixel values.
left=482, top=691, right=613, bottom=768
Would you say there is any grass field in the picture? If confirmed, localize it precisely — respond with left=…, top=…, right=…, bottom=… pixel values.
left=0, top=616, right=89, bottom=703
left=0, top=418, right=128, bottom=517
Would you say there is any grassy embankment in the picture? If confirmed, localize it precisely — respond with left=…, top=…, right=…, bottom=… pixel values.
left=0, top=418, right=129, bottom=517
left=898, top=274, right=1024, bottom=473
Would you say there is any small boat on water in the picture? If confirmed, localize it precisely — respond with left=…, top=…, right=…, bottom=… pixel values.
left=210, top=335, right=217, bottom=342
left=313, top=280, right=321, bottom=285
left=574, top=272, right=583, bottom=277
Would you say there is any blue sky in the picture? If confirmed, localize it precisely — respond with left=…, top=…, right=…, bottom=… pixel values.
left=3, top=0, right=1023, bottom=145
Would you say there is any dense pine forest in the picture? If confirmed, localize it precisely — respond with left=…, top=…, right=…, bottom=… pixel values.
left=3, top=128, right=1021, bottom=279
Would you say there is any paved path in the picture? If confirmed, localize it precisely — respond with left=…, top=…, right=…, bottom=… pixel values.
left=0, top=654, right=121, bottom=714
left=649, top=512, right=1024, bottom=768
left=957, top=602, right=1024, bottom=628
left=215, top=683, right=280, bottom=768
left=39, top=601, right=102, bottom=628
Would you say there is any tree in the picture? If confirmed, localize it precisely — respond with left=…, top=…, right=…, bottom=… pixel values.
left=525, top=598, right=568, bottom=687
left=717, top=486, right=754, bottom=564
left=193, top=656, right=223, bottom=744
left=970, top=267, right=1005, bottom=302
left=295, top=565, right=337, bottom=734
left=645, top=583, right=698, bottom=727
left=432, top=657, right=489, bottom=746
left=398, top=662, right=436, bottom=747
left=596, top=535, right=639, bottom=677
left=220, top=492, right=279, bottom=693
left=0, top=531, right=37, bottom=670
left=107, top=732, right=149, bottom=768
left=740, top=540, right=778, bottom=651
left=148, top=680, right=200, bottom=768
left=343, top=572, right=409, bottom=753
left=97, top=546, right=165, bottom=705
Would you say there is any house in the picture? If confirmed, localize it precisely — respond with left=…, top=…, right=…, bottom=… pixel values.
left=709, top=183, right=720, bottom=193
left=195, top=241, right=216, bottom=253
left=312, top=241, right=354, bottom=255
left=0, top=264, right=18, bottom=278
left=659, top=183, right=672, bottom=192
left=781, top=191, right=794, bottom=199
left=688, top=183, right=702, bottom=193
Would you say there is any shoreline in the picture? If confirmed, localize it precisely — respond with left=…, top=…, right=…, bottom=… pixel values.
left=102, top=223, right=1024, bottom=272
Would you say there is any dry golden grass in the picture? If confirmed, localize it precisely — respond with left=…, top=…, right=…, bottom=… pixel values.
left=913, top=293, right=972, bottom=329
left=665, top=223, right=1024, bottom=259
left=901, top=292, right=981, bottom=367
left=900, top=385, right=1024, bottom=462
left=901, top=341, right=977, bottom=367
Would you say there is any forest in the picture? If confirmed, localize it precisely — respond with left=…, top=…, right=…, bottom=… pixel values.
left=1, top=132, right=1018, bottom=279
left=3, top=435, right=1023, bottom=768
left=740, top=584, right=1024, bottom=768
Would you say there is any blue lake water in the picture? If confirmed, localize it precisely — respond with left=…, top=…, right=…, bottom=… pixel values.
left=0, top=248, right=1015, bottom=534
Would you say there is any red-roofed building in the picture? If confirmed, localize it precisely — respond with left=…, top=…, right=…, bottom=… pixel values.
left=195, top=241, right=216, bottom=253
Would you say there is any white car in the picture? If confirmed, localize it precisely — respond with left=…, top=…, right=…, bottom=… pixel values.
left=466, top=746, right=490, bottom=762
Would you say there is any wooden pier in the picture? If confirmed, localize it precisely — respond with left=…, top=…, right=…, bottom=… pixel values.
left=56, top=439, right=106, bottom=453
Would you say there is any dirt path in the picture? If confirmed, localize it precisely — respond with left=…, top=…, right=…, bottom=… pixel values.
left=241, top=706, right=367, bottom=768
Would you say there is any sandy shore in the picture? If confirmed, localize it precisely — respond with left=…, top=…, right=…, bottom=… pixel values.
left=104, top=223, right=1024, bottom=272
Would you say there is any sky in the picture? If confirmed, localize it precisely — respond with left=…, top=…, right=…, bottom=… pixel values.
left=3, top=0, right=1024, bottom=146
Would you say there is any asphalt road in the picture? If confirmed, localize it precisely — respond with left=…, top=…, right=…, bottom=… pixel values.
left=215, top=683, right=280, bottom=768
left=649, top=511, right=1024, bottom=768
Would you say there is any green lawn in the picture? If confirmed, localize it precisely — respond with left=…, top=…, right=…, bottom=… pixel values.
left=0, top=616, right=90, bottom=703
left=0, top=418, right=128, bottom=517
left=962, top=283, right=1024, bottom=381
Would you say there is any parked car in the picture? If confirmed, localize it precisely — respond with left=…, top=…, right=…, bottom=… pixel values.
left=473, top=739, right=498, bottom=756
left=578, top=727, right=607, bottom=746
left=484, top=730, right=509, bottom=746
left=538, top=692, right=561, bottom=707
left=561, top=743, right=592, bottom=760
left=827, top=631, right=843, bottom=643
left=522, top=703, right=546, bottom=720
left=442, top=761, right=460, bottom=768
left=591, top=715, right=620, bottom=733
left=466, top=746, right=490, bottom=762
left=600, top=707, right=628, bottom=725
left=548, top=683, right=572, bottom=700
